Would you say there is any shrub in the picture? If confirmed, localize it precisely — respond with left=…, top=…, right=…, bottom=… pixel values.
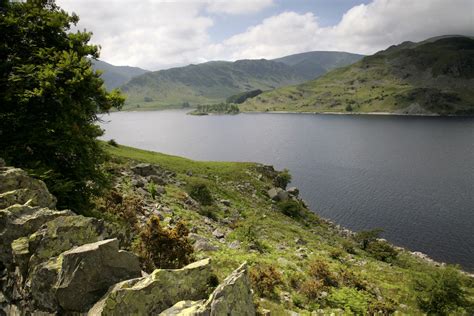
left=107, top=139, right=119, bottom=147
left=186, top=179, right=213, bottom=205
left=95, top=190, right=141, bottom=229
left=198, top=205, right=219, bottom=221
left=345, top=104, right=353, bottom=111
left=147, top=181, right=158, bottom=199
left=275, top=169, right=292, bottom=189
left=308, top=259, right=338, bottom=287
left=366, top=240, right=398, bottom=262
left=355, top=228, right=383, bottom=250
left=277, top=200, right=303, bottom=218
left=137, top=215, right=194, bottom=271
left=300, top=279, right=325, bottom=300
left=414, top=265, right=470, bottom=315
left=327, top=287, right=371, bottom=315
left=249, top=264, right=283, bottom=298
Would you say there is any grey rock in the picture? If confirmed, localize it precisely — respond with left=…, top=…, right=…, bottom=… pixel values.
left=267, top=187, right=289, bottom=202
left=159, top=300, right=206, bottom=315
left=287, top=187, right=299, bottom=196
left=0, top=204, right=71, bottom=267
left=194, top=240, right=219, bottom=252
left=197, top=262, right=255, bottom=316
left=56, top=239, right=141, bottom=312
left=220, top=200, right=231, bottom=207
left=212, top=229, right=225, bottom=239
left=148, top=175, right=167, bottom=186
left=0, top=167, right=56, bottom=209
left=131, top=163, right=158, bottom=177
left=228, top=240, right=240, bottom=250
left=88, top=258, right=213, bottom=315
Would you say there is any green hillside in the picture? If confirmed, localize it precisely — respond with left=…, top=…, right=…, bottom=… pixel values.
left=99, top=143, right=474, bottom=315
left=242, top=36, right=474, bottom=115
left=120, top=52, right=363, bottom=110
left=91, top=59, right=149, bottom=90
left=272, top=51, right=364, bottom=80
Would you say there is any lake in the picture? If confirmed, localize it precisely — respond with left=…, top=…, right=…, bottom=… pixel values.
left=99, top=110, right=474, bottom=271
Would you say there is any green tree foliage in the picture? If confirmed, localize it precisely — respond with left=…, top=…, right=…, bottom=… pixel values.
left=275, top=168, right=292, bottom=189
left=0, top=0, right=124, bottom=212
left=185, top=179, right=213, bottom=205
left=414, top=266, right=472, bottom=315
left=194, top=103, right=239, bottom=115
left=355, top=228, right=383, bottom=250
left=226, top=89, right=262, bottom=104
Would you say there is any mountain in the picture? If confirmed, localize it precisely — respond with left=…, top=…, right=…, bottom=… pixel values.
left=241, top=36, right=474, bottom=115
left=91, top=59, right=149, bottom=90
left=272, top=51, right=364, bottom=80
left=120, top=51, right=363, bottom=110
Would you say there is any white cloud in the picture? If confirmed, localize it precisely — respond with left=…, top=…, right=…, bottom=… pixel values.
left=206, top=0, right=274, bottom=15
left=56, top=0, right=474, bottom=70
left=221, top=0, right=474, bottom=60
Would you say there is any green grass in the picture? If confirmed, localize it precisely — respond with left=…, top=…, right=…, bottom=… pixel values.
left=102, top=142, right=474, bottom=314
left=241, top=36, right=474, bottom=115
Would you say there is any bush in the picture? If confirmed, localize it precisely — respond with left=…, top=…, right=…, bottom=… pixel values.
left=327, top=287, right=371, bottom=315
left=249, top=264, right=283, bottom=298
left=277, top=200, right=303, bottom=218
left=147, top=181, right=158, bottom=199
left=275, top=169, right=292, bottom=189
left=198, top=205, right=219, bottom=221
left=308, top=259, right=338, bottom=287
left=345, top=104, right=353, bottom=112
left=355, top=228, right=383, bottom=250
left=300, top=279, right=325, bottom=300
left=107, top=139, right=119, bottom=147
left=366, top=240, right=398, bottom=262
left=137, top=215, right=194, bottom=271
left=186, top=179, right=213, bottom=205
left=414, top=266, right=471, bottom=315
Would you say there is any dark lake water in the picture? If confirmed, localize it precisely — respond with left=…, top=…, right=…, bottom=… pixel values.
left=99, top=110, right=474, bottom=271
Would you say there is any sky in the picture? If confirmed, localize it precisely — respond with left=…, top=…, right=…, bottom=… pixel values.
left=56, top=0, right=474, bottom=71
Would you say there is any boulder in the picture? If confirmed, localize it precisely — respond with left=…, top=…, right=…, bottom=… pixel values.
left=0, top=167, right=56, bottom=209
left=162, top=262, right=255, bottom=316
left=29, top=257, right=63, bottom=311
left=159, top=300, right=206, bottom=316
left=194, top=240, right=219, bottom=252
left=131, top=163, right=158, bottom=177
left=267, top=187, right=289, bottom=202
left=56, top=239, right=141, bottom=312
left=88, top=258, right=213, bottom=315
left=0, top=204, right=72, bottom=266
left=212, top=229, right=225, bottom=239
left=148, top=175, right=167, bottom=186
left=26, top=215, right=110, bottom=267
left=200, top=262, right=255, bottom=315
left=287, top=187, right=299, bottom=197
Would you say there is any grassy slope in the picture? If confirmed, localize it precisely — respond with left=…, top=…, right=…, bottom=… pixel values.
left=242, top=37, right=474, bottom=115
left=121, top=60, right=305, bottom=110
left=91, top=59, right=149, bottom=90
left=119, top=52, right=364, bottom=111
left=102, top=143, right=473, bottom=315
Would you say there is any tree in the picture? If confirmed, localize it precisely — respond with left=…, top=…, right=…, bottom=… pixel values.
left=414, top=266, right=471, bottom=315
left=355, top=228, right=383, bottom=250
left=0, top=0, right=124, bottom=212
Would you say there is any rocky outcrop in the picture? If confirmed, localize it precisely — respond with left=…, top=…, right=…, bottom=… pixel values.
left=0, top=161, right=254, bottom=315
left=267, top=187, right=289, bottom=202
left=160, top=262, right=255, bottom=316
left=89, top=258, right=213, bottom=315
left=0, top=166, right=56, bottom=209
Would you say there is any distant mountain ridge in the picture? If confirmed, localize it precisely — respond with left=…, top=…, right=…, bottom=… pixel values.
left=272, top=51, right=364, bottom=80
left=118, top=51, right=364, bottom=110
left=91, top=59, right=149, bottom=90
left=241, top=35, right=474, bottom=115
